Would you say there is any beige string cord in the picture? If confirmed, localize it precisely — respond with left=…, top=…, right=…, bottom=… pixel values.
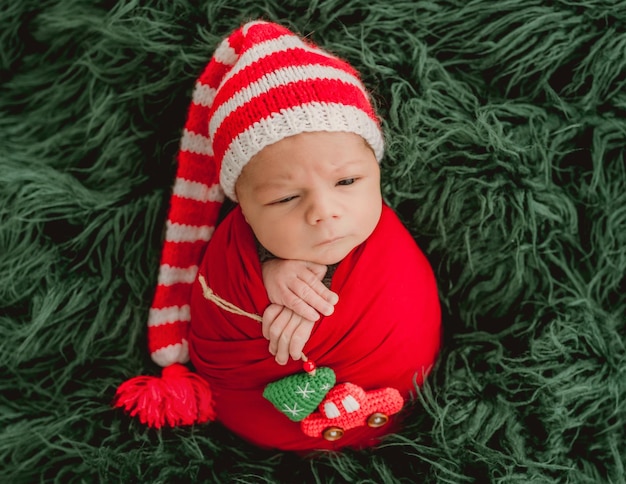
left=198, top=274, right=262, bottom=322
left=197, top=274, right=309, bottom=362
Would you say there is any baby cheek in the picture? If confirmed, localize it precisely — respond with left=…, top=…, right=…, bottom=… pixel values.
left=261, top=225, right=297, bottom=258
left=360, top=199, right=383, bottom=237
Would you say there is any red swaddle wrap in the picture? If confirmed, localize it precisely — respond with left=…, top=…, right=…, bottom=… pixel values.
left=189, top=203, right=441, bottom=451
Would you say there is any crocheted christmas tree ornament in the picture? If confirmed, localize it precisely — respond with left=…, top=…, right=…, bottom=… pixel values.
left=263, top=367, right=336, bottom=422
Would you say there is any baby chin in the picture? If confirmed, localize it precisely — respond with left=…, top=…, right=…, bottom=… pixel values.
left=309, top=236, right=359, bottom=265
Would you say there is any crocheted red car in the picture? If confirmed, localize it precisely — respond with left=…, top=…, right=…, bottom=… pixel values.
left=300, top=382, right=404, bottom=441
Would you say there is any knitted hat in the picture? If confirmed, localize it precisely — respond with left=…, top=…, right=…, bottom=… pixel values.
left=115, top=20, right=384, bottom=428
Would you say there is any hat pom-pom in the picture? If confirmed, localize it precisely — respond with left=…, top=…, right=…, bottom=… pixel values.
left=114, top=363, right=215, bottom=428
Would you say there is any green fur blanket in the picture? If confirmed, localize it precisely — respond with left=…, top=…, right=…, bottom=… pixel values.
left=2, top=1, right=624, bottom=482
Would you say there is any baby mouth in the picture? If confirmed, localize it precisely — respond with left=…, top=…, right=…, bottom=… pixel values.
left=318, top=236, right=344, bottom=246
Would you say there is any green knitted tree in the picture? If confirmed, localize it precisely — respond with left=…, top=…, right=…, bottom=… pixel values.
left=263, top=366, right=336, bottom=422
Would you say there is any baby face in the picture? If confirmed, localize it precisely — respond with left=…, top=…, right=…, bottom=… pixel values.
left=235, top=131, right=382, bottom=265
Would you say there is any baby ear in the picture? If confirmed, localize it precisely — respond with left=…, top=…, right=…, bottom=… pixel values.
left=233, top=186, right=250, bottom=223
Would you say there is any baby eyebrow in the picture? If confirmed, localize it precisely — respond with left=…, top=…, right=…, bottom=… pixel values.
left=249, top=172, right=293, bottom=189
left=252, top=183, right=293, bottom=198
left=332, top=158, right=368, bottom=171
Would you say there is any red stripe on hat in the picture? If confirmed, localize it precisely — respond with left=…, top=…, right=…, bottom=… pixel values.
left=212, top=79, right=375, bottom=162
left=185, top=104, right=212, bottom=136
left=176, top=152, right=218, bottom=183
left=167, top=195, right=214, bottom=223
left=210, top=48, right=360, bottom=119
left=160, top=240, right=209, bottom=269
left=239, top=22, right=293, bottom=51
left=151, top=283, right=194, bottom=310
left=225, top=27, right=245, bottom=55
left=148, top=320, right=188, bottom=354
left=199, top=61, right=232, bottom=89
left=168, top=197, right=221, bottom=227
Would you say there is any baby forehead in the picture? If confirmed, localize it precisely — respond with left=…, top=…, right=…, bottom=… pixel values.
left=248, top=154, right=372, bottom=182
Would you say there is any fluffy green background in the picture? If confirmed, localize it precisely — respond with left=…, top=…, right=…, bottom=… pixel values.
left=2, top=0, right=625, bottom=482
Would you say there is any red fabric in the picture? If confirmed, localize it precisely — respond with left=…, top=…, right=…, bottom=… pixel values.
left=188, top=203, right=441, bottom=451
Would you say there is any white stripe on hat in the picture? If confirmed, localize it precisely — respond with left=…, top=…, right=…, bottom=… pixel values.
left=192, top=82, right=217, bottom=107
left=219, top=34, right=334, bottom=90
left=151, top=340, right=189, bottom=366
left=157, top=264, right=198, bottom=286
left=148, top=305, right=191, bottom=327
left=219, top=102, right=384, bottom=200
left=242, top=20, right=270, bottom=35
left=180, top=129, right=213, bottom=156
left=209, top=64, right=368, bottom=139
left=173, top=179, right=224, bottom=203
left=165, top=222, right=215, bottom=243
left=213, top=37, right=238, bottom=66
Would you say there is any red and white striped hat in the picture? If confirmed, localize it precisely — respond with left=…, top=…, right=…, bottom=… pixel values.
left=116, top=20, right=384, bottom=427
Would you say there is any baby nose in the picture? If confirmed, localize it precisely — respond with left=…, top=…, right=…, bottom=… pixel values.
left=306, top=193, right=337, bottom=225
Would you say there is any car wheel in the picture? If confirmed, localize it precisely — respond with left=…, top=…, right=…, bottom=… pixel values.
left=367, top=412, right=389, bottom=428
left=322, top=427, right=344, bottom=441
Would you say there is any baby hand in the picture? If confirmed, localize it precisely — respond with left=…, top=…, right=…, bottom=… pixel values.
left=262, top=304, right=315, bottom=365
left=262, top=259, right=339, bottom=322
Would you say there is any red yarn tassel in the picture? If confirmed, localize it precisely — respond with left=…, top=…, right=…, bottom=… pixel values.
left=114, top=364, right=216, bottom=428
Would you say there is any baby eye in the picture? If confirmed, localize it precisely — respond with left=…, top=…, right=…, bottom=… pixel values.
left=273, top=195, right=298, bottom=204
left=337, top=178, right=356, bottom=186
